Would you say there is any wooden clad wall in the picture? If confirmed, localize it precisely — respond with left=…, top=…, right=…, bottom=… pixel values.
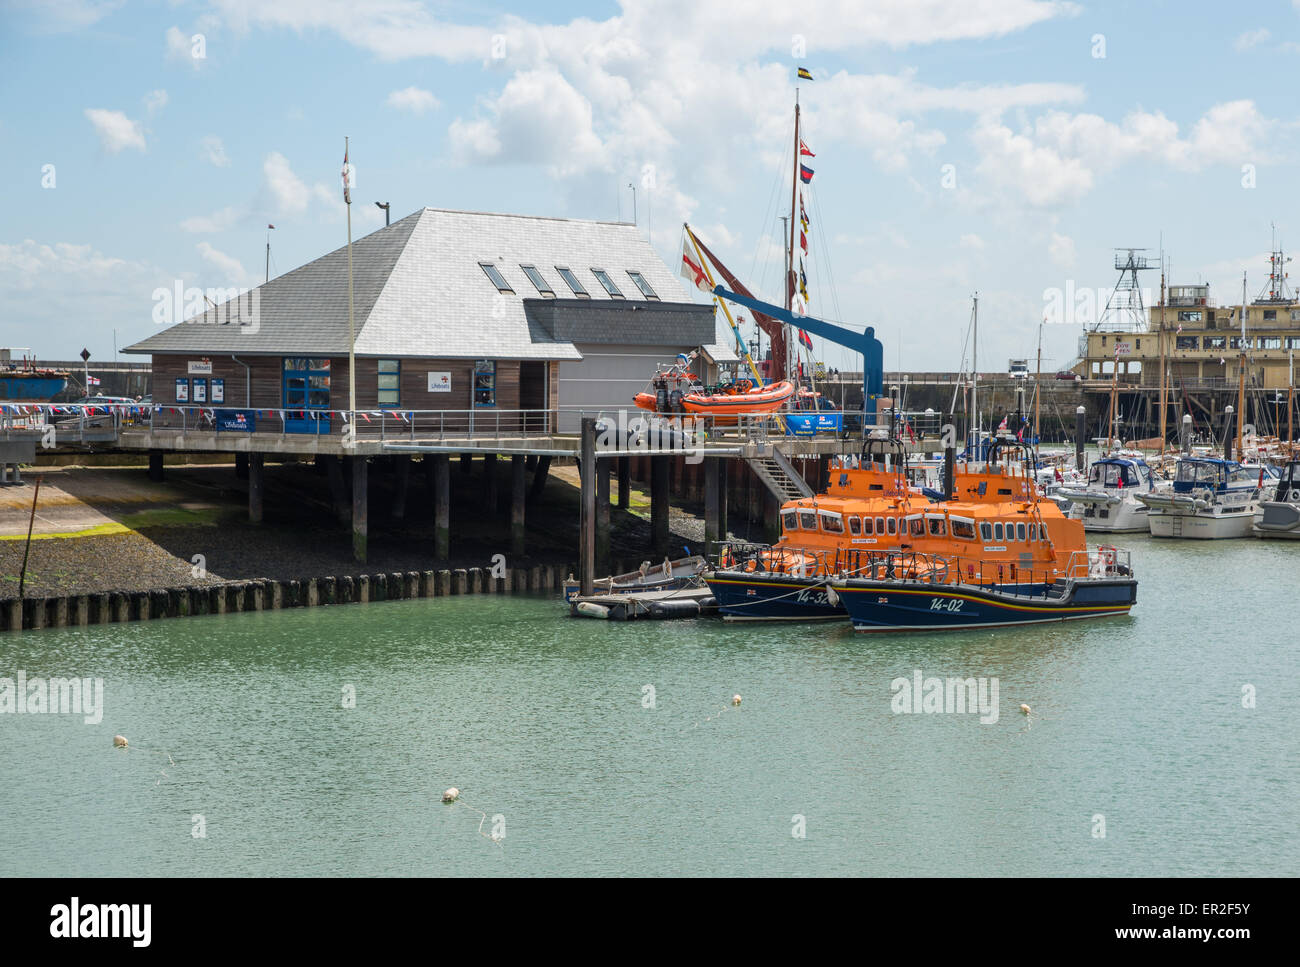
left=149, top=353, right=534, bottom=431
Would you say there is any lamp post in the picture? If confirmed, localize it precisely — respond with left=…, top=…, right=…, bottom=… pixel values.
left=375, top=201, right=390, bottom=227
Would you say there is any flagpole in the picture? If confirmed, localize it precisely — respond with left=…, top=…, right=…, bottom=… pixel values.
left=344, top=137, right=356, bottom=417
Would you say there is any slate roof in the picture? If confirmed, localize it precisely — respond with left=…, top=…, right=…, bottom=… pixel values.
left=126, top=207, right=734, bottom=361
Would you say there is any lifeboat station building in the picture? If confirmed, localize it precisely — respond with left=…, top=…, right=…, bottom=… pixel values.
left=122, top=207, right=739, bottom=561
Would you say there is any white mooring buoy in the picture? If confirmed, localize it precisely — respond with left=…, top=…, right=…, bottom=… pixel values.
left=732, top=694, right=742, bottom=706
left=442, top=787, right=460, bottom=803
left=113, top=735, right=128, bottom=748
left=1019, top=704, right=1031, bottom=716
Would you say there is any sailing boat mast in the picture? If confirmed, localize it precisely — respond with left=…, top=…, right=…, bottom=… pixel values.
left=786, top=91, right=801, bottom=384
left=971, top=293, right=979, bottom=447
left=1034, top=321, right=1042, bottom=443
left=1237, top=272, right=1248, bottom=458
left=1158, top=254, right=1167, bottom=454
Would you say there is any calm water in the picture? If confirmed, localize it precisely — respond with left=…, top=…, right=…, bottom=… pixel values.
left=2, top=535, right=1297, bottom=877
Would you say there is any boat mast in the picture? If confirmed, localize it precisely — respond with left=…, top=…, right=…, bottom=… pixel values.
left=787, top=91, right=800, bottom=385
left=1237, top=272, right=1248, bottom=459
left=1158, top=253, right=1167, bottom=454
left=1107, top=348, right=1118, bottom=453
left=1034, top=321, right=1042, bottom=443
left=971, top=293, right=979, bottom=447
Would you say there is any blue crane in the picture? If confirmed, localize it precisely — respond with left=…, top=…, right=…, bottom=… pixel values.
left=711, top=286, right=885, bottom=423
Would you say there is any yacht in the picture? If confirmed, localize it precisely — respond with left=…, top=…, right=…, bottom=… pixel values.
left=1059, top=455, right=1159, bottom=533
left=1137, top=456, right=1267, bottom=539
left=1253, top=460, right=1300, bottom=539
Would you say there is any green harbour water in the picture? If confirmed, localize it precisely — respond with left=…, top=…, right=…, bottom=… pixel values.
left=1, top=534, right=1296, bottom=877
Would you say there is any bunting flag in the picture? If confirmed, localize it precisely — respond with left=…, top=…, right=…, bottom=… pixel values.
left=799, top=229, right=808, bottom=255
left=797, top=67, right=813, bottom=81
left=799, top=139, right=815, bottom=157
left=798, top=261, right=809, bottom=301
left=799, top=164, right=814, bottom=184
left=679, top=233, right=711, bottom=292
left=798, top=328, right=813, bottom=350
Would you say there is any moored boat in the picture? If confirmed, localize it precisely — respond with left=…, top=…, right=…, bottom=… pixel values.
left=829, top=546, right=1137, bottom=632
left=1061, top=455, right=1160, bottom=533
left=1137, top=456, right=1268, bottom=539
left=1253, top=460, right=1300, bottom=538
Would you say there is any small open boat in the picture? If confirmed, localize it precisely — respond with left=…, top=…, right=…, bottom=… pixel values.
left=563, top=555, right=707, bottom=603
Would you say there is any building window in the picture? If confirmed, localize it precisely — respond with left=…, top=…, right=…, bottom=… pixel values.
left=1135, top=338, right=1141, bottom=349
left=1291, top=310, right=1300, bottom=322
left=1177, top=310, right=1202, bottom=322
left=1260, top=336, right=1281, bottom=350
left=1287, top=336, right=1300, bottom=349
left=479, top=262, right=513, bottom=293
left=377, top=359, right=400, bottom=407
left=591, top=268, right=624, bottom=298
left=520, top=265, right=554, bottom=297
left=1230, top=336, right=1248, bottom=350
left=1203, top=336, right=1226, bottom=350
left=1176, top=335, right=1198, bottom=350
left=555, top=266, right=589, bottom=297
left=626, top=270, right=659, bottom=300
left=1263, top=310, right=1277, bottom=321
left=473, top=360, right=496, bottom=407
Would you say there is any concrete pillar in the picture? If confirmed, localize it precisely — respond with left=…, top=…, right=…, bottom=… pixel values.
left=147, top=450, right=164, bottom=482
left=651, top=454, right=670, bottom=556
left=511, top=455, right=526, bottom=556
left=392, top=455, right=410, bottom=519
left=352, top=456, right=368, bottom=563
left=235, top=452, right=249, bottom=481
left=596, top=457, right=610, bottom=574
left=1181, top=413, right=1192, bottom=455
left=434, top=454, right=450, bottom=560
left=483, top=453, right=498, bottom=513
left=248, top=452, right=264, bottom=524
left=617, top=456, right=631, bottom=509
left=704, top=458, right=719, bottom=550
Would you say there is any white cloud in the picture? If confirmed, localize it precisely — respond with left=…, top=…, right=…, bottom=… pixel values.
left=264, top=151, right=312, bottom=213
left=1048, top=232, right=1075, bottom=268
left=7, top=0, right=123, bottom=32
left=200, top=135, right=230, bottom=167
left=144, top=89, right=168, bottom=115
left=196, top=242, right=251, bottom=285
left=165, top=25, right=203, bottom=68
left=84, top=108, right=146, bottom=153
left=180, top=206, right=243, bottom=233
left=450, top=69, right=605, bottom=177
left=1234, top=28, right=1269, bottom=52
left=386, top=86, right=440, bottom=114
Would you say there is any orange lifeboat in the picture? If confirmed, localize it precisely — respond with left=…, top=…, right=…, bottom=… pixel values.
left=680, top=380, right=795, bottom=417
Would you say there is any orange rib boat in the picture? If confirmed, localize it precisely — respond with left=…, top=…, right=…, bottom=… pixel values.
left=634, top=378, right=794, bottom=418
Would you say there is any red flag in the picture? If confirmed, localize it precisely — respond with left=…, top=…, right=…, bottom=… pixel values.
left=799, top=164, right=814, bottom=184
left=799, top=230, right=808, bottom=255
left=799, top=139, right=815, bottom=157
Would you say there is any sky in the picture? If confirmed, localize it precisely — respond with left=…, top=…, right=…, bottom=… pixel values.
left=3, top=0, right=1300, bottom=374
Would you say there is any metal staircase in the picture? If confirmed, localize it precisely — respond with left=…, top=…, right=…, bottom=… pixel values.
left=746, top=447, right=815, bottom=503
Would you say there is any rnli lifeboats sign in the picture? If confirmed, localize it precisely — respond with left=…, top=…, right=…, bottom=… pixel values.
left=428, top=372, right=451, bottom=393
left=187, top=360, right=213, bottom=375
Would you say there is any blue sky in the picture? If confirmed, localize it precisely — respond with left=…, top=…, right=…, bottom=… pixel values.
left=3, top=0, right=1299, bottom=373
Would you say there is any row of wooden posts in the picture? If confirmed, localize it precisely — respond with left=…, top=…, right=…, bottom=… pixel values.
left=2, top=561, right=585, bottom=633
